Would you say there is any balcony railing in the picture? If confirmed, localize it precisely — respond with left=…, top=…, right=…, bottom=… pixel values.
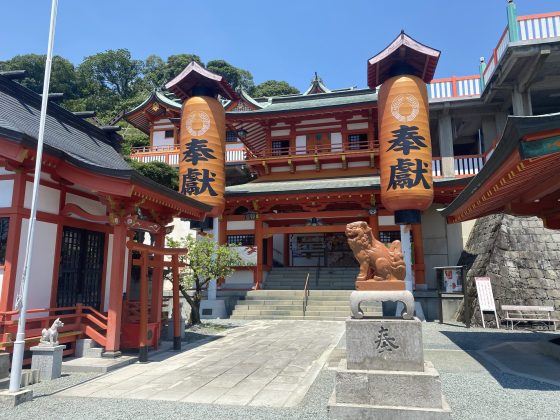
left=432, top=154, right=485, bottom=177
left=483, top=11, right=560, bottom=86
left=246, top=138, right=377, bottom=161
left=130, top=145, right=247, bottom=166
left=429, top=75, right=481, bottom=100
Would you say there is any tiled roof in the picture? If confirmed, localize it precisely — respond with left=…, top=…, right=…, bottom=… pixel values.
left=0, top=75, right=130, bottom=174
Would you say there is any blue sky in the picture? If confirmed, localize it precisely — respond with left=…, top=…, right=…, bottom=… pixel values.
left=1, top=1, right=557, bottom=91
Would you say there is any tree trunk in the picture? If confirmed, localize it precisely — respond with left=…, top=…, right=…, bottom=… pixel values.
left=179, top=284, right=201, bottom=325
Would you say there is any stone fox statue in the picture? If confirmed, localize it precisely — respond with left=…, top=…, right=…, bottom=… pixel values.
left=40, top=318, right=64, bottom=346
left=345, top=221, right=406, bottom=282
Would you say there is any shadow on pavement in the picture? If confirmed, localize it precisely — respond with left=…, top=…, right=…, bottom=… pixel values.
left=441, top=330, right=560, bottom=390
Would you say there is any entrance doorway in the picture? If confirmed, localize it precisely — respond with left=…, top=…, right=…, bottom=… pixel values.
left=57, top=227, right=105, bottom=309
left=290, top=233, right=355, bottom=267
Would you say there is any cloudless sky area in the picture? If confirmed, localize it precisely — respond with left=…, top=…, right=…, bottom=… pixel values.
left=1, top=1, right=557, bottom=91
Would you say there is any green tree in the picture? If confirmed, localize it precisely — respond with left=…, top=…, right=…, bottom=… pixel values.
left=128, top=160, right=179, bottom=190
left=167, top=234, right=245, bottom=325
left=253, top=80, right=299, bottom=97
left=0, top=54, right=79, bottom=100
left=165, top=54, right=203, bottom=83
left=119, top=124, right=150, bottom=156
left=78, top=49, right=144, bottom=99
left=206, top=59, right=254, bottom=93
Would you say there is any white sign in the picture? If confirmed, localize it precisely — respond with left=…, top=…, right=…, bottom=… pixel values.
left=475, top=277, right=499, bottom=328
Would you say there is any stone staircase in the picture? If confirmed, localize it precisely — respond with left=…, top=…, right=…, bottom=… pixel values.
left=263, top=267, right=358, bottom=290
left=230, top=290, right=382, bottom=321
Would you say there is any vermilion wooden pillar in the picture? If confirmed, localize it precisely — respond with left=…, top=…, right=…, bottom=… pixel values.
left=138, top=250, right=148, bottom=362
left=412, top=224, right=426, bottom=286
left=171, top=254, right=181, bottom=350
left=106, top=222, right=128, bottom=353
left=218, top=216, right=227, bottom=245
left=255, top=219, right=263, bottom=289
left=150, top=230, right=165, bottom=325
left=368, top=214, right=380, bottom=240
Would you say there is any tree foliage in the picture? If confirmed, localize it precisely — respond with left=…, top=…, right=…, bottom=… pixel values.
left=253, top=80, right=299, bottom=97
left=128, top=160, right=179, bottom=190
left=206, top=59, right=255, bottom=93
left=167, top=234, right=246, bottom=324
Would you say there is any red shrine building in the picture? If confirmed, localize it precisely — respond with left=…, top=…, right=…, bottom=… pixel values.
left=0, top=1, right=559, bottom=358
left=126, top=6, right=560, bottom=320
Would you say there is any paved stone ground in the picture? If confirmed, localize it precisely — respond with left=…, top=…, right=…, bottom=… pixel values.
left=59, top=320, right=345, bottom=407
left=1, top=321, right=559, bottom=419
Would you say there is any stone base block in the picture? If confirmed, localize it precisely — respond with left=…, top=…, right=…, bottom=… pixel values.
left=102, top=351, right=122, bottom=359
left=75, top=339, right=96, bottom=358
left=0, top=389, right=33, bottom=407
left=0, top=353, right=9, bottom=379
left=199, top=299, right=227, bottom=319
left=335, top=361, right=444, bottom=409
left=346, top=318, right=423, bottom=372
left=328, top=391, right=451, bottom=420
left=31, top=344, right=65, bottom=381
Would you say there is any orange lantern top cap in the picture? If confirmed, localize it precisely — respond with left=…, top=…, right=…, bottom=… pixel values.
left=166, top=61, right=239, bottom=101
left=367, top=31, right=441, bottom=88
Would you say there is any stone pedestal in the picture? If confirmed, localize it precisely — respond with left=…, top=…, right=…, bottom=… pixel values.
left=199, top=299, right=227, bottom=319
left=30, top=344, right=65, bottom=381
left=0, top=353, right=9, bottom=379
left=328, top=317, right=451, bottom=419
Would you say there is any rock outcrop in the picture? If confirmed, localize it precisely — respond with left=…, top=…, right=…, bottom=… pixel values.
left=457, top=214, right=560, bottom=326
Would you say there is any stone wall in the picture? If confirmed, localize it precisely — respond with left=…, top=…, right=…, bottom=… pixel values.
left=457, top=214, right=560, bottom=325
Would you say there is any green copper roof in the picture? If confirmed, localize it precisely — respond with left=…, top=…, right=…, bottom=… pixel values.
left=227, top=88, right=377, bottom=116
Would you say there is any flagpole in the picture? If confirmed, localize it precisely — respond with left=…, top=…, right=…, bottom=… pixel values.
left=9, top=0, right=59, bottom=393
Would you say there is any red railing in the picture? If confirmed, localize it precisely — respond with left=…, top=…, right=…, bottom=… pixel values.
left=0, top=304, right=108, bottom=361
left=130, top=145, right=247, bottom=166
left=247, top=138, right=377, bottom=160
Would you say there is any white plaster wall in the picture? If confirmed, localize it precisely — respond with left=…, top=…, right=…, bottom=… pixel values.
left=224, top=271, right=253, bottom=288
left=0, top=180, right=14, bottom=207
left=300, top=118, right=337, bottom=125
left=271, top=129, right=290, bottom=137
left=322, top=163, right=343, bottom=169
left=227, top=220, right=255, bottom=230
left=347, top=122, right=369, bottom=130
left=65, top=193, right=106, bottom=216
left=379, top=215, right=395, bottom=226
left=295, top=135, right=306, bottom=154
left=297, top=165, right=316, bottom=171
left=24, top=182, right=60, bottom=214
left=270, top=166, right=291, bottom=173
left=15, top=219, right=57, bottom=313
left=348, top=161, right=369, bottom=168
left=153, top=130, right=174, bottom=148
left=331, top=132, right=342, bottom=151
left=461, top=219, right=476, bottom=247
left=103, top=233, right=114, bottom=311
left=0, top=167, right=14, bottom=175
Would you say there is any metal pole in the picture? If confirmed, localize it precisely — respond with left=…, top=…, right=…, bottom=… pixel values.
left=9, top=0, right=58, bottom=393
left=400, top=225, right=413, bottom=292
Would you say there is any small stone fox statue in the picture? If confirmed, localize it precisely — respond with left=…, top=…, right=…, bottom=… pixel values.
left=40, top=318, right=64, bottom=346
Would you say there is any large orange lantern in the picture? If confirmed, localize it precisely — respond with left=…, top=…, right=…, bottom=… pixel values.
left=378, top=74, right=433, bottom=224
left=179, top=95, right=225, bottom=217
left=166, top=62, right=238, bottom=218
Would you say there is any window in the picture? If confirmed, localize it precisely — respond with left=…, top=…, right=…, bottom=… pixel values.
left=379, top=230, right=401, bottom=244
left=348, top=133, right=368, bottom=150
left=57, top=227, right=105, bottom=309
left=227, top=235, right=255, bottom=246
left=271, top=140, right=290, bottom=156
left=226, top=130, right=238, bottom=142
left=164, top=129, right=174, bottom=138
left=0, top=218, right=9, bottom=265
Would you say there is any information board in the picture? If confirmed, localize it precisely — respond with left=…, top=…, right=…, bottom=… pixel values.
left=474, top=277, right=499, bottom=328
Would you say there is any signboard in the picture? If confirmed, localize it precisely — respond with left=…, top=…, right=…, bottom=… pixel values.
left=474, top=277, right=499, bottom=328
left=442, top=267, right=462, bottom=293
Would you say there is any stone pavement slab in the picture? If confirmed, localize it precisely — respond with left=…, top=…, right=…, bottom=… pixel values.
left=56, top=320, right=344, bottom=407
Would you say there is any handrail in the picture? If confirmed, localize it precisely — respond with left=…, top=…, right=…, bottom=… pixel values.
left=302, top=273, right=310, bottom=316
left=249, top=138, right=376, bottom=160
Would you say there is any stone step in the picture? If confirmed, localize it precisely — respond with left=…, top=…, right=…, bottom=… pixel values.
left=231, top=309, right=304, bottom=316
left=229, top=315, right=306, bottom=320
left=83, top=347, right=104, bottom=358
